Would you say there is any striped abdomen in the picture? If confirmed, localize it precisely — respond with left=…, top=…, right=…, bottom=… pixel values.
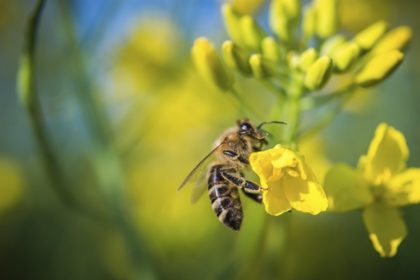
left=207, top=164, right=243, bottom=231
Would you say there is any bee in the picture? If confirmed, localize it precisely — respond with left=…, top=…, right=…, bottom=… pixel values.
left=178, top=119, right=285, bottom=231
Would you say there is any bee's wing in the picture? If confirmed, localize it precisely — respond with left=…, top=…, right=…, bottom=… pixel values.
left=177, top=141, right=224, bottom=192
left=190, top=169, right=209, bottom=204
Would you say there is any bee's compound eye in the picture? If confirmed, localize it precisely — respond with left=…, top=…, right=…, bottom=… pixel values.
left=240, top=123, right=252, bottom=132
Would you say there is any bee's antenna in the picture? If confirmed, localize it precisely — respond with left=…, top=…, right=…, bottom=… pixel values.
left=257, top=121, right=287, bottom=130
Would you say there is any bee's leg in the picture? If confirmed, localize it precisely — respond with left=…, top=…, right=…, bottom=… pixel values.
left=252, top=146, right=261, bottom=152
left=220, top=170, right=244, bottom=188
left=242, top=180, right=263, bottom=194
left=252, top=139, right=268, bottom=152
left=223, top=150, right=249, bottom=164
left=241, top=189, right=262, bottom=203
left=220, top=170, right=262, bottom=194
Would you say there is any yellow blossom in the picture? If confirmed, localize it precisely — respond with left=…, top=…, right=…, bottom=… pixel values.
left=250, top=145, right=328, bottom=216
left=304, top=56, right=333, bottom=90
left=298, top=48, right=318, bottom=72
left=331, top=42, right=360, bottom=72
left=191, top=37, right=233, bottom=91
left=113, top=16, right=182, bottom=93
left=371, top=26, right=412, bottom=55
left=230, top=0, right=266, bottom=15
left=222, top=4, right=244, bottom=46
left=320, top=34, right=347, bottom=56
left=240, top=15, right=266, bottom=50
left=222, top=40, right=252, bottom=75
left=249, top=54, right=275, bottom=79
left=0, top=160, right=24, bottom=213
left=261, top=36, right=283, bottom=63
left=315, top=0, right=338, bottom=39
left=269, top=0, right=300, bottom=42
left=324, top=123, right=420, bottom=257
left=353, top=20, right=388, bottom=51
left=355, top=50, right=404, bottom=87
left=302, top=4, right=316, bottom=40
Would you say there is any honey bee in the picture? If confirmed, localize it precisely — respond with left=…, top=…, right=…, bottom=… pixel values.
left=178, top=119, right=285, bottom=231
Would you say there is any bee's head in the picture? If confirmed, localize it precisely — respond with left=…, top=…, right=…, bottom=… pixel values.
left=237, top=119, right=287, bottom=140
left=237, top=119, right=264, bottom=140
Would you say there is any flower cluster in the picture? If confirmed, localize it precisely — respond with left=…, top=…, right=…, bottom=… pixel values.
left=190, top=0, right=414, bottom=257
left=191, top=0, right=411, bottom=95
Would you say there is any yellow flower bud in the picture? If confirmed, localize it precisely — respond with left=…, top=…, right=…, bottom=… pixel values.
left=371, top=26, right=413, bottom=55
left=269, top=0, right=301, bottom=42
left=270, top=15, right=290, bottom=42
left=315, top=0, right=338, bottom=39
left=231, top=0, right=266, bottom=15
left=354, top=20, right=388, bottom=51
left=332, top=42, right=360, bottom=72
left=240, top=15, right=266, bottom=50
left=249, top=54, right=275, bottom=79
left=282, top=0, right=300, bottom=19
left=287, top=51, right=300, bottom=69
left=356, top=50, right=404, bottom=87
left=298, top=48, right=318, bottom=72
left=261, top=37, right=283, bottom=62
left=304, top=56, right=333, bottom=90
left=0, top=161, right=24, bottom=213
left=222, top=4, right=243, bottom=45
left=303, top=5, right=317, bottom=40
left=222, top=40, right=252, bottom=75
left=320, top=35, right=347, bottom=56
left=191, top=37, right=233, bottom=91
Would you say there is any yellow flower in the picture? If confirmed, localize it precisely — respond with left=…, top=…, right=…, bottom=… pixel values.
left=113, top=16, right=182, bottom=93
left=315, top=0, right=338, bottom=39
left=304, top=56, right=333, bottom=90
left=0, top=160, right=24, bottom=214
left=355, top=50, right=404, bottom=87
left=191, top=37, right=234, bottom=91
left=325, top=123, right=420, bottom=257
left=230, top=0, right=266, bottom=15
left=250, top=145, right=328, bottom=216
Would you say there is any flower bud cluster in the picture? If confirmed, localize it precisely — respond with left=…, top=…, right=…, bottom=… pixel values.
left=191, top=0, right=411, bottom=95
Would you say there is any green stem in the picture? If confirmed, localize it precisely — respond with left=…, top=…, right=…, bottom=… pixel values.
left=248, top=215, right=271, bottom=276
left=268, top=93, right=286, bottom=144
left=278, top=214, right=294, bottom=279
left=283, top=96, right=301, bottom=147
left=59, top=0, right=112, bottom=146
left=17, top=0, right=109, bottom=222
left=300, top=83, right=357, bottom=110
left=234, top=215, right=271, bottom=280
left=283, top=74, right=304, bottom=147
left=298, top=92, right=354, bottom=141
left=261, top=80, right=287, bottom=98
left=229, top=88, right=264, bottom=120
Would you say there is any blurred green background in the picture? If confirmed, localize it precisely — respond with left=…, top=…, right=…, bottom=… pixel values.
left=1, top=0, right=420, bottom=279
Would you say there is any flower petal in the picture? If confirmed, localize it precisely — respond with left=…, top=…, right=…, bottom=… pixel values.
left=250, top=144, right=299, bottom=183
left=271, top=147, right=298, bottom=170
left=251, top=144, right=328, bottom=215
left=283, top=162, right=328, bottom=215
left=324, top=164, right=373, bottom=212
left=386, top=168, right=420, bottom=206
left=362, top=203, right=407, bottom=257
left=262, top=177, right=292, bottom=216
left=249, top=151, right=274, bottom=185
left=361, top=123, right=409, bottom=185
